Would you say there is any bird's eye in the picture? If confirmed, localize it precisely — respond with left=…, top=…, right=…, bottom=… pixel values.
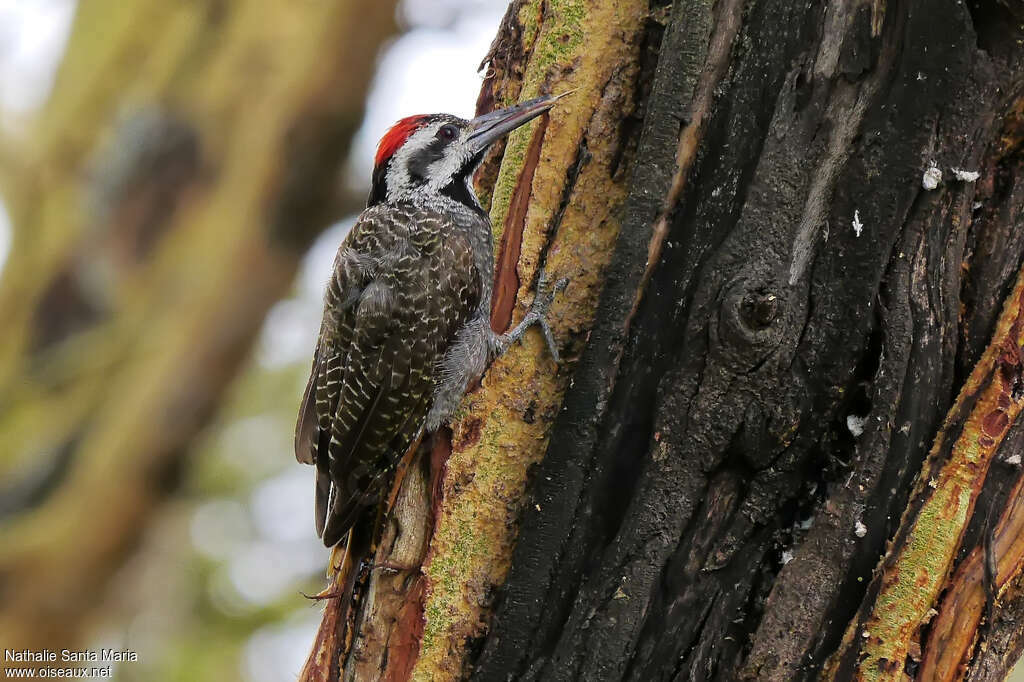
left=438, top=124, right=458, bottom=140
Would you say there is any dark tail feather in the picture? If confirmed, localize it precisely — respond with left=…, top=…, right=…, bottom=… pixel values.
left=314, top=458, right=332, bottom=539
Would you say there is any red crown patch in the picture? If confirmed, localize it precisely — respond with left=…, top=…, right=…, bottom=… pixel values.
left=375, top=115, right=429, bottom=167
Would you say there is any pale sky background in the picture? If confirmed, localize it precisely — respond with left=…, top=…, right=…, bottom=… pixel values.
left=0, top=0, right=77, bottom=272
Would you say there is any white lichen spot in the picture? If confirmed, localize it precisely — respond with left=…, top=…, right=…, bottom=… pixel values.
left=855, top=519, right=868, bottom=537
left=1006, top=453, right=1021, bottom=466
left=922, top=163, right=942, bottom=190
left=653, top=441, right=669, bottom=462
left=847, top=414, right=867, bottom=437
left=781, top=549, right=795, bottom=565
left=928, top=478, right=938, bottom=488
left=952, top=167, right=980, bottom=182
left=852, top=210, right=864, bottom=238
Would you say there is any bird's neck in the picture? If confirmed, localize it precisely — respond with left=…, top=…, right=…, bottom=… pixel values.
left=392, top=179, right=485, bottom=218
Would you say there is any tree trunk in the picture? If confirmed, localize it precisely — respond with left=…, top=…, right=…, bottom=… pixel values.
left=305, top=1, right=1024, bottom=681
left=0, top=0, right=396, bottom=657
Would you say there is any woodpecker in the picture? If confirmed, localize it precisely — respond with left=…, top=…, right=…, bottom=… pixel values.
left=294, top=95, right=567, bottom=550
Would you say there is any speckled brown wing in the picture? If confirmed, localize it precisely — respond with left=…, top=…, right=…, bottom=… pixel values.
left=295, top=203, right=481, bottom=546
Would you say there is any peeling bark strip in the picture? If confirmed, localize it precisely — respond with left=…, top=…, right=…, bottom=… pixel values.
left=829, top=270, right=1024, bottom=680
left=491, top=118, right=550, bottom=332
left=920, top=464, right=1024, bottom=680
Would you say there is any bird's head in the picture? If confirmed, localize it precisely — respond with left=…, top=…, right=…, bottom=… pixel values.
left=368, top=94, right=564, bottom=210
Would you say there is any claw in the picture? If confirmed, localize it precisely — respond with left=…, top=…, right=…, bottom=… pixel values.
left=499, top=272, right=569, bottom=363
left=539, top=318, right=560, bottom=364
left=301, top=587, right=344, bottom=601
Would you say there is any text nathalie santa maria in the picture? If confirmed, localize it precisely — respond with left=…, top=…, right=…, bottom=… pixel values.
left=5, top=650, right=137, bottom=663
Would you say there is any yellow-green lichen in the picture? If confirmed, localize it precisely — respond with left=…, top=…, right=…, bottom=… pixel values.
left=487, top=0, right=588, bottom=247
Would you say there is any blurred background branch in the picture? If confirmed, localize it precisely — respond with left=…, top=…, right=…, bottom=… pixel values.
left=0, top=1, right=507, bottom=680
left=0, top=0, right=397, bottom=660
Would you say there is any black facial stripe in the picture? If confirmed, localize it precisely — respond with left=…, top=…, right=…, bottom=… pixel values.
left=407, top=137, right=448, bottom=184
left=440, top=150, right=487, bottom=216
left=441, top=180, right=485, bottom=216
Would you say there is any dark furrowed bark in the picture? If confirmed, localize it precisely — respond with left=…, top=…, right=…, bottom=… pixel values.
left=474, top=0, right=1024, bottom=680
left=472, top=0, right=715, bottom=676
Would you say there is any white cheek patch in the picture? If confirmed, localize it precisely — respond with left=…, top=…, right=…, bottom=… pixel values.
left=425, top=144, right=473, bottom=192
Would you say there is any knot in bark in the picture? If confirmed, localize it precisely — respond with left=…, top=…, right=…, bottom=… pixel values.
left=741, top=290, right=779, bottom=329
left=713, top=280, right=786, bottom=372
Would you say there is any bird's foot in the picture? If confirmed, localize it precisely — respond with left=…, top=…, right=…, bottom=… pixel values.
left=500, top=272, right=569, bottom=363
